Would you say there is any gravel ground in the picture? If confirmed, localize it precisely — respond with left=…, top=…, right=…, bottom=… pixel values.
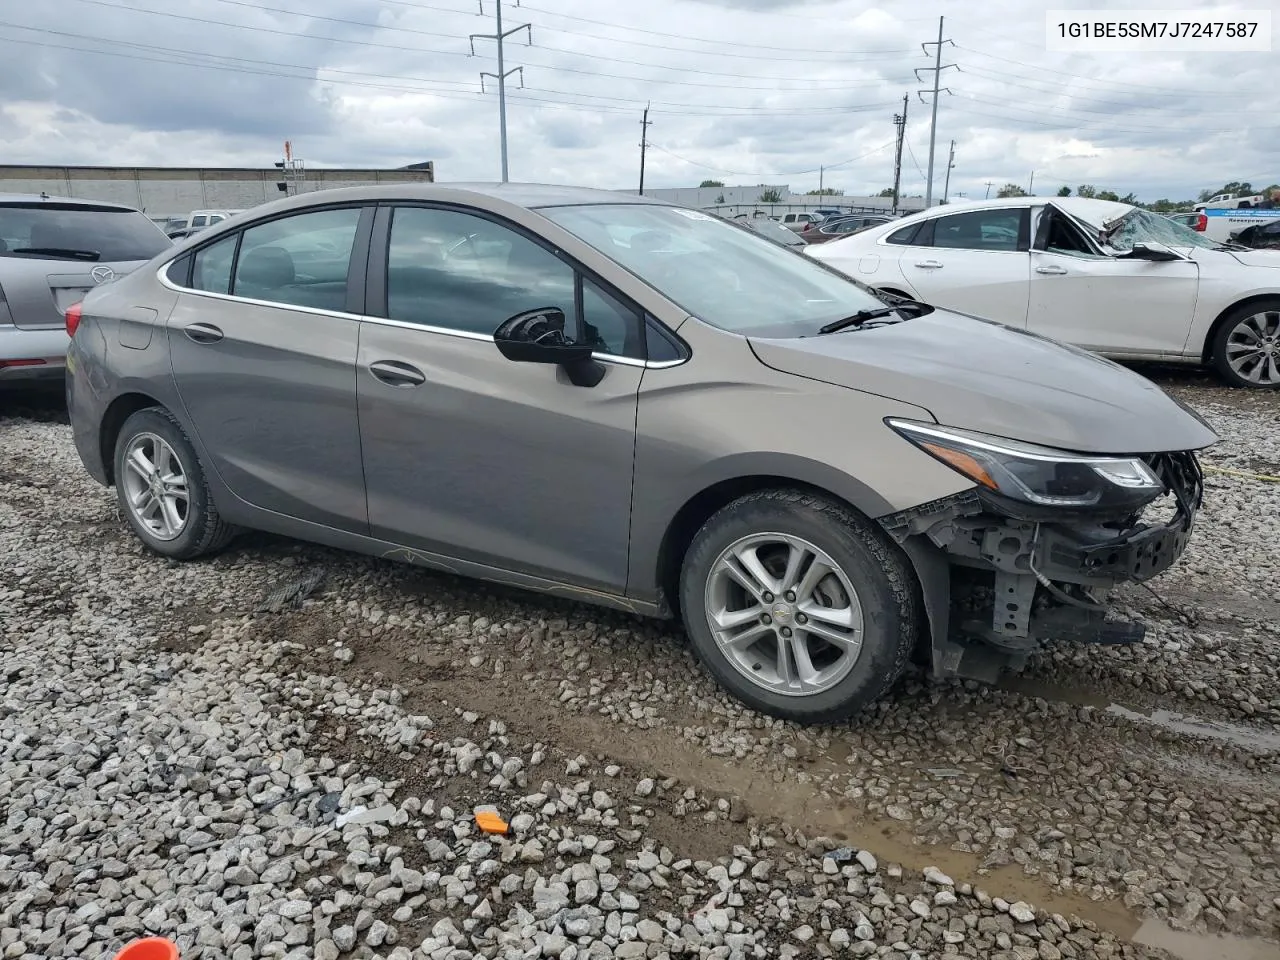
left=1, top=369, right=1278, bottom=960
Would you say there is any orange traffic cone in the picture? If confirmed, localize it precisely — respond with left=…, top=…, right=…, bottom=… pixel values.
left=114, top=938, right=179, bottom=960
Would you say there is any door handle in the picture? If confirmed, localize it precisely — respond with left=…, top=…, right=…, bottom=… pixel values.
left=913, top=259, right=943, bottom=269
left=1036, top=265, right=1068, bottom=275
left=183, top=322, right=224, bottom=344
left=369, top=360, right=427, bottom=387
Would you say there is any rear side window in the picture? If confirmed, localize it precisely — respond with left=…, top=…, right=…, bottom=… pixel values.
left=232, top=208, right=361, bottom=312
left=192, top=234, right=238, bottom=294
left=0, top=204, right=173, bottom=262
left=886, top=223, right=922, bottom=245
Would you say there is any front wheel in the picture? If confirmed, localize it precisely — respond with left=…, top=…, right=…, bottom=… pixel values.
left=1210, top=301, right=1280, bottom=388
left=679, top=489, right=921, bottom=724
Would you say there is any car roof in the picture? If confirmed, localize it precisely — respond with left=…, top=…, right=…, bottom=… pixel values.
left=0, top=193, right=142, bottom=212
left=251, top=182, right=672, bottom=214
left=873, top=195, right=1134, bottom=231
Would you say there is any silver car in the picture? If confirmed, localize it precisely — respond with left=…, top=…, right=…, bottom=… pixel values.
left=0, top=194, right=172, bottom=383
left=65, top=183, right=1217, bottom=723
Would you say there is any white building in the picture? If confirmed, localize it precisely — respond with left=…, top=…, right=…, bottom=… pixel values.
left=0, top=164, right=434, bottom=220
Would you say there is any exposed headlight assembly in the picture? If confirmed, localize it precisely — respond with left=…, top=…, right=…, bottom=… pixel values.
left=887, top=419, right=1165, bottom=511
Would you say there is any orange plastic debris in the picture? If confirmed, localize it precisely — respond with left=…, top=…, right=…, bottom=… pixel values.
left=114, top=938, right=179, bottom=960
left=474, top=804, right=509, bottom=835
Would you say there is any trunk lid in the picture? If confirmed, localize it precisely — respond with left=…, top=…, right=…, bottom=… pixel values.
left=1, top=259, right=147, bottom=329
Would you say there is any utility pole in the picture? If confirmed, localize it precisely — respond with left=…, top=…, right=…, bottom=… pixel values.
left=470, top=0, right=530, bottom=182
left=941, top=140, right=955, bottom=204
left=984, top=180, right=994, bottom=199
left=1027, top=170, right=1036, bottom=195
left=915, top=16, right=955, bottom=208
left=891, top=94, right=908, bottom=214
left=819, top=166, right=824, bottom=193
left=638, top=103, right=651, bottom=195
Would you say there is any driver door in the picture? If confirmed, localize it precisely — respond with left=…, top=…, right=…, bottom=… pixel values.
left=1026, top=205, right=1199, bottom=356
left=355, top=204, right=646, bottom=593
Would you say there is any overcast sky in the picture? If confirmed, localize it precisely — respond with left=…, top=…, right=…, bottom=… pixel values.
left=0, top=0, right=1273, bottom=201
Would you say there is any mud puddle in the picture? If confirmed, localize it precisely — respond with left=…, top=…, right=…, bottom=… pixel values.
left=295, top=639, right=1143, bottom=941
left=1000, top=674, right=1279, bottom=753
left=1134, top=919, right=1280, bottom=960
left=1106, top=703, right=1280, bottom=753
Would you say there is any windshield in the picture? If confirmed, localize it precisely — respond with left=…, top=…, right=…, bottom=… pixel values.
left=1104, top=207, right=1220, bottom=252
left=0, top=204, right=173, bottom=261
left=541, top=204, right=886, bottom=336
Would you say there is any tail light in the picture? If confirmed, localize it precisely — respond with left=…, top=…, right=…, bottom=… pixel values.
left=1194, top=213, right=1207, bottom=232
left=65, top=301, right=83, bottom=337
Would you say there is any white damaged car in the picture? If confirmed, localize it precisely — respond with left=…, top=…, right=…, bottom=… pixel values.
left=805, top=196, right=1280, bottom=389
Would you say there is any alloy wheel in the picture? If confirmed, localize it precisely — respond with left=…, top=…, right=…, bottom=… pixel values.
left=1224, top=309, right=1280, bottom=385
left=120, top=433, right=190, bottom=541
left=703, top=533, right=865, bottom=697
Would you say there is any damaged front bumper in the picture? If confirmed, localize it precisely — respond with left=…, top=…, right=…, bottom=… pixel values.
left=880, top=450, right=1204, bottom=683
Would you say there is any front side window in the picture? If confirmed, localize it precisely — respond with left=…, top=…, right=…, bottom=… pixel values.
left=542, top=203, right=888, bottom=338
left=192, top=233, right=237, bottom=294
left=385, top=206, right=575, bottom=336
left=384, top=206, right=645, bottom=358
left=192, top=216, right=209, bottom=228
left=232, top=207, right=361, bottom=312
left=930, top=209, right=1026, bottom=251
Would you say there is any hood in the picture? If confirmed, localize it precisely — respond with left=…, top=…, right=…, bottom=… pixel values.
left=1227, top=248, right=1280, bottom=268
left=748, top=310, right=1218, bottom=455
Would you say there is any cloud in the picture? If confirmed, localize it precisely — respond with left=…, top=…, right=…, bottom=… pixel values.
left=0, top=0, right=1273, bottom=201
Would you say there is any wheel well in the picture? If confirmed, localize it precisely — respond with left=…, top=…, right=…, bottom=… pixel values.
left=100, top=393, right=163, bottom=484
left=1201, top=294, right=1280, bottom=363
left=655, top=475, right=860, bottom=620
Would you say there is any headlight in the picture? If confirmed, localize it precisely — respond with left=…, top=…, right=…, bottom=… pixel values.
left=887, top=419, right=1165, bottom=511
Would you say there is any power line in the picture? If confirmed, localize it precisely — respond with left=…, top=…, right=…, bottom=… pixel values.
left=956, top=64, right=1266, bottom=115
left=645, top=139, right=895, bottom=179
left=952, top=44, right=1263, bottom=96
left=58, top=0, right=910, bottom=89
left=374, top=0, right=920, bottom=61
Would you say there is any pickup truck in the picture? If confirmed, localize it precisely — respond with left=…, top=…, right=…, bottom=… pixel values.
left=162, top=209, right=244, bottom=238
left=1191, top=195, right=1280, bottom=244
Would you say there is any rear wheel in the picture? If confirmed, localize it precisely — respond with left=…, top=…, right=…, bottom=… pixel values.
left=1210, top=300, right=1280, bottom=388
left=114, top=407, right=235, bottom=559
left=679, top=489, right=920, bottom=724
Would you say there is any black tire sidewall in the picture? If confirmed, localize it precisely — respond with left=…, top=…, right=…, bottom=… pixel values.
left=1212, top=300, right=1280, bottom=389
left=679, top=491, right=917, bottom=723
left=114, top=408, right=215, bottom=558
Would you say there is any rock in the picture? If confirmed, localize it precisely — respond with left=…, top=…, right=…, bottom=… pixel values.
left=923, top=866, right=954, bottom=886
left=1009, top=902, right=1036, bottom=924
left=855, top=850, right=878, bottom=873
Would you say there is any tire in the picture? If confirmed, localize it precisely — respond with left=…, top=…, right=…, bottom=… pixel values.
left=679, top=489, right=921, bottom=724
left=1210, top=299, right=1280, bottom=389
left=113, top=406, right=235, bottom=559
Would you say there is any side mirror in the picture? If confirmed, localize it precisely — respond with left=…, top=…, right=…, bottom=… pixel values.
left=1123, top=241, right=1182, bottom=261
left=493, top=308, right=605, bottom=388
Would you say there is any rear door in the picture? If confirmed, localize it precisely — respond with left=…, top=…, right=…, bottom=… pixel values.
left=355, top=203, right=645, bottom=592
left=0, top=201, right=173, bottom=329
left=165, top=204, right=374, bottom=532
left=890, top=206, right=1032, bottom=326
